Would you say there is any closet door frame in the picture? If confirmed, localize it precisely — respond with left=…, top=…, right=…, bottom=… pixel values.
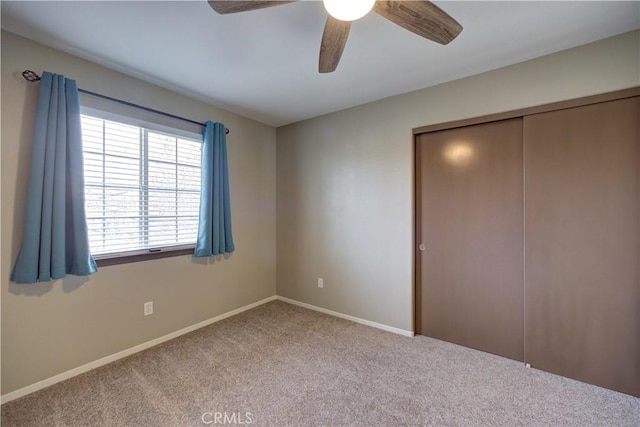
left=413, top=86, right=639, bottom=336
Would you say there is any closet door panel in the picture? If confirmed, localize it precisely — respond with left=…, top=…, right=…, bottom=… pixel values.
left=524, top=97, right=639, bottom=396
left=417, top=118, right=524, bottom=361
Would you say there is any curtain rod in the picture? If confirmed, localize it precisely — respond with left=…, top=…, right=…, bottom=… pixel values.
left=22, top=70, right=230, bottom=135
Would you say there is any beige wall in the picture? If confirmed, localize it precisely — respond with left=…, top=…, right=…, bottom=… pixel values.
left=276, top=30, right=640, bottom=332
left=1, top=31, right=277, bottom=395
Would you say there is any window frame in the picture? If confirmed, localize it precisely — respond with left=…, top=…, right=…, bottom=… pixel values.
left=80, top=107, right=203, bottom=266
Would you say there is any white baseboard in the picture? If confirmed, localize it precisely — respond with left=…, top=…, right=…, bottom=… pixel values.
left=1, top=295, right=278, bottom=404
left=276, top=296, right=414, bottom=338
left=2, top=294, right=413, bottom=404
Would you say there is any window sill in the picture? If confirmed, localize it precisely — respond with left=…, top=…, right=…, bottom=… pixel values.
left=95, top=247, right=194, bottom=267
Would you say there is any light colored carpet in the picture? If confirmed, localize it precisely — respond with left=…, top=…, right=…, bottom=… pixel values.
left=2, top=300, right=639, bottom=426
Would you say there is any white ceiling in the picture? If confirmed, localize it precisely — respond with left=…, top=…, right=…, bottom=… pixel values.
left=2, top=1, right=638, bottom=127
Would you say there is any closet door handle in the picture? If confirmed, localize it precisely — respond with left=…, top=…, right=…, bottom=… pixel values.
left=418, top=243, right=426, bottom=251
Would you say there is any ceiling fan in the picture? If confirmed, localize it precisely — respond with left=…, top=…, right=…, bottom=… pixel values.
left=207, top=0, right=463, bottom=73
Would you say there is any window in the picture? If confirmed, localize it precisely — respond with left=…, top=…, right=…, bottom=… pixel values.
left=81, top=113, right=202, bottom=260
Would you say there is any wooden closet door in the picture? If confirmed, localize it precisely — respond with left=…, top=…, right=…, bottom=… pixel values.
left=416, top=118, right=524, bottom=361
left=524, top=97, right=640, bottom=396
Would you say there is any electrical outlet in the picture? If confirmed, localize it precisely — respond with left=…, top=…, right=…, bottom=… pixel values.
left=144, top=301, right=153, bottom=316
left=318, top=277, right=324, bottom=288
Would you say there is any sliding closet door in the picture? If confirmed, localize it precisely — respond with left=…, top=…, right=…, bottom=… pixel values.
left=524, top=97, right=640, bottom=396
left=416, top=118, right=524, bottom=361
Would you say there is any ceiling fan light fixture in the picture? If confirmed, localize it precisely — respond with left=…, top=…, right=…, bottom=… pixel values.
left=323, top=0, right=375, bottom=22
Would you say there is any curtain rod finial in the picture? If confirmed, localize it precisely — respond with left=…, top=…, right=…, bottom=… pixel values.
left=22, top=70, right=41, bottom=82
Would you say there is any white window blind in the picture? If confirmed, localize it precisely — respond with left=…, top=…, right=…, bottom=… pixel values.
left=81, top=114, right=202, bottom=258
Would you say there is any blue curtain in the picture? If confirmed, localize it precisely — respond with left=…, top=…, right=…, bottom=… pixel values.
left=11, top=72, right=97, bottom=283
left=195, top=121, right=235, bottom=257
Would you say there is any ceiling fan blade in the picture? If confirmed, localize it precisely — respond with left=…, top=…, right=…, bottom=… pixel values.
left=374, top=1, right=462, bottom=45
left=208, top=1, right=296, bottom=15
left=319, top=16, right=352, bottom=73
